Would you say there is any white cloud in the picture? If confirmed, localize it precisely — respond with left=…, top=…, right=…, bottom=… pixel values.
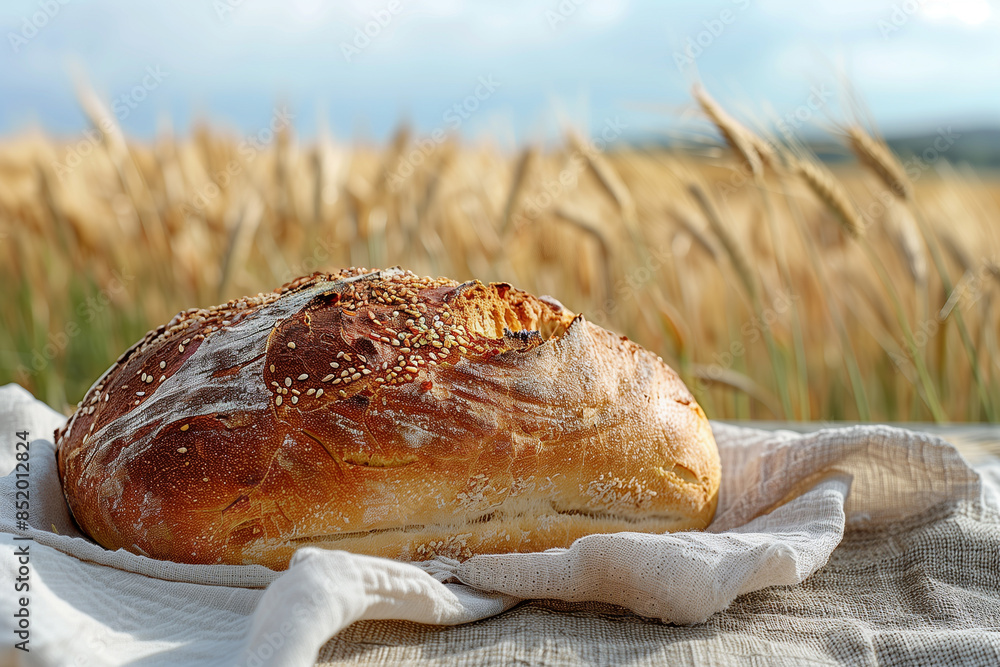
left=921, top=0, right=993, bottom=26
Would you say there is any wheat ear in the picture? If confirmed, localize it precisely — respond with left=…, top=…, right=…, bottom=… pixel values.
left=846, top=125, right=913, bottom=200
left=794, top=158, right=865, bottom=239
left=693, top=84, right=764, bottom=179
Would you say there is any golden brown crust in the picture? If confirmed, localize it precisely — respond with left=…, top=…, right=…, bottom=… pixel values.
left=56, top=267, right=720, bottom=570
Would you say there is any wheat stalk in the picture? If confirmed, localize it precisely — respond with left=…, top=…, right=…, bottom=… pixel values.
left=687, top=182, right=756, bottom=299
left=5, top=83, right=1000, bottom=423
left=500, top=146, right=537, bottom=235
left=690, top=364, right=781, bottom=417
left=887, top=203, right=927, bottom=286
left=566, top=130, right=644, bottom=255
left=552, top=204, right=614, bottom=300
left=668, top=205, right=721, bottom=260
left=688, top=181, right=796, bottom=418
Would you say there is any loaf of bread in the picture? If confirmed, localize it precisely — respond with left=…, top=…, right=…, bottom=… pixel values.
left=56, top=268, right=720, bottom=570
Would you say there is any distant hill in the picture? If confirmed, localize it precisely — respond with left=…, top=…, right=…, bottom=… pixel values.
left=793, top=128, right=1000, bottom=171
left=886, top=128, right=1000, bottom=170
left=646, top=127, right=1000, bottom=171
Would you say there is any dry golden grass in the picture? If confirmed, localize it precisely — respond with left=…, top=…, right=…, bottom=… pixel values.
left=2, top=88, right=999, bottom=422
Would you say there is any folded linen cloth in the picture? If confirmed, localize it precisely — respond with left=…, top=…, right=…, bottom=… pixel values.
left=0, top=384, right=994, bottom=667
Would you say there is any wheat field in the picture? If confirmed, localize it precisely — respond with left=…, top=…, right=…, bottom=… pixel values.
left=2, top=86, right=999, bottom=422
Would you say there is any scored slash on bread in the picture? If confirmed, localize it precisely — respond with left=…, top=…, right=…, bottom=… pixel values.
left=56, top=267, right=720, bottom=570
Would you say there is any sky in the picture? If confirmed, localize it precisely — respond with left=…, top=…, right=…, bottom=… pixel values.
left=2, top=0, right=999, bottom=145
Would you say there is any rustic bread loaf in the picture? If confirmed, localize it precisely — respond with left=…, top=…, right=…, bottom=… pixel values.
left=56, top=268, right=720, bottom=570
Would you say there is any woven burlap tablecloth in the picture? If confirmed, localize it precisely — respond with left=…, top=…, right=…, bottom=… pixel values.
left=1, top=382, right=999, bottom=666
